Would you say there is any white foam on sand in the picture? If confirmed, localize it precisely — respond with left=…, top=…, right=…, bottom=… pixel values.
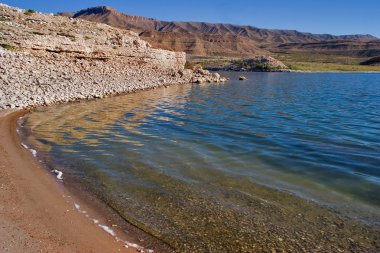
left=21, top=142, right=37, bottom=157
left=98, top=224, right=116, bottom=236
left=73, top=203, right=150, bottom=251
left=51, top=169, right=63, bottom=180
left=119, top=238, right=147, bottom=251
left=30, top=149, right=37, bottom=157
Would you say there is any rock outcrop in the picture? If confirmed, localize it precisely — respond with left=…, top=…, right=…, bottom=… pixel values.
left=210, top=56, right=288, bottom=72
left=360, top=56, right=380, bottom=66
left=0, top=4, right=225, bottom=109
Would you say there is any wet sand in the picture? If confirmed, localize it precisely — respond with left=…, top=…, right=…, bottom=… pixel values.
left=0, top=110, right=143, bottom=252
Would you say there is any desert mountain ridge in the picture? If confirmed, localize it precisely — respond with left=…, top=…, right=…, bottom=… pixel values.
left=62, top=6, right=380, bottom=58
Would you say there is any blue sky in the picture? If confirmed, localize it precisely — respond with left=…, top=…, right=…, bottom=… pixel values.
left=2, top=0, right=379, bottom=38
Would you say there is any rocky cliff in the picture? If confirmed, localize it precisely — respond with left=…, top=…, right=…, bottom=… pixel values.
left=0, top=4, right=225, bottom=109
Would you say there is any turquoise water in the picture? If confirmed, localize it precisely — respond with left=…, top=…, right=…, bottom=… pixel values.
left=23, top=72, right=380, bottom=251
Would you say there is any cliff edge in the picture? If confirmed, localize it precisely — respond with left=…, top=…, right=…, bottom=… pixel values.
left=0, top=4, right=225, bottom=109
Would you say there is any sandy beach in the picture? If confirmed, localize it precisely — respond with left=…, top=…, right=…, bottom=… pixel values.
left=0, top=109, right=143, bottom=252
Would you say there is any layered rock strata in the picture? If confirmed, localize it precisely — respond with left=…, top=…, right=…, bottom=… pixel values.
left=0, top=4, right=225, bottom=109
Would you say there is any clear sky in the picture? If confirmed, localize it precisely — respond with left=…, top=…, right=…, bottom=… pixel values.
left=2, top=0, right=379, bottom=38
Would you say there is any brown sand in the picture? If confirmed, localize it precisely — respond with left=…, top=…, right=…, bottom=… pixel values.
left=0, top=109, right=141, bottom=253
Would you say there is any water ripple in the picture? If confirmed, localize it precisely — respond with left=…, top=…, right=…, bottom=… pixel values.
left=24, top=72, right=380, bottom=227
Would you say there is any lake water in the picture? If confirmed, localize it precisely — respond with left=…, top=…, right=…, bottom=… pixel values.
left=22, top=72, right=380, bottom=251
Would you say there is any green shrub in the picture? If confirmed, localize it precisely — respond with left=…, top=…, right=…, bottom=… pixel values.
left=1, top=44, right=16, bottom=50
left=25, top=9, right=36, bottom=15
left=57, top=32, right=76, bottom=41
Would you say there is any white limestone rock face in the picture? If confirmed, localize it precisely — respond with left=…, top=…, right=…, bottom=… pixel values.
left=0, top=4, right=225, bottom=109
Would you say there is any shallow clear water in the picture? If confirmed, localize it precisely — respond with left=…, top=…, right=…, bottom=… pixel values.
left=23, top=72, right=380, bottom=250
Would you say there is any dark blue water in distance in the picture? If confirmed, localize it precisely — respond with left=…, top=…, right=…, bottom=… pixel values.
left=23, top=72, right=380, bottom=249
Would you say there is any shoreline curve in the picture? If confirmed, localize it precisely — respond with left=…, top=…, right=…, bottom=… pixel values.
left=0, top=109, right=148, bottom=252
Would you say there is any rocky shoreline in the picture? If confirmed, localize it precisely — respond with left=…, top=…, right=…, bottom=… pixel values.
left=0, top=4, right=225, bottom=110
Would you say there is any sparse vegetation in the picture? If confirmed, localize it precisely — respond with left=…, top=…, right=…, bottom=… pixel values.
left=275, top=52, right=369, bottom=65
left=1, top=43, right=16, bottom=50
left=57, top=32, right=76, bottom=42
left=274, top=52, right=380, bottom=71
left=189, top=53, right=380, bottom=72
left=24, top=9, right=36, bottom=15
left=287, top=62, right=380, bottom=72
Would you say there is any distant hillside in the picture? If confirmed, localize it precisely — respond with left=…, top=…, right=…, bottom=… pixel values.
left=66, top=6, right=380, bottom=58
left=275, top=40, right=380, bottom=57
